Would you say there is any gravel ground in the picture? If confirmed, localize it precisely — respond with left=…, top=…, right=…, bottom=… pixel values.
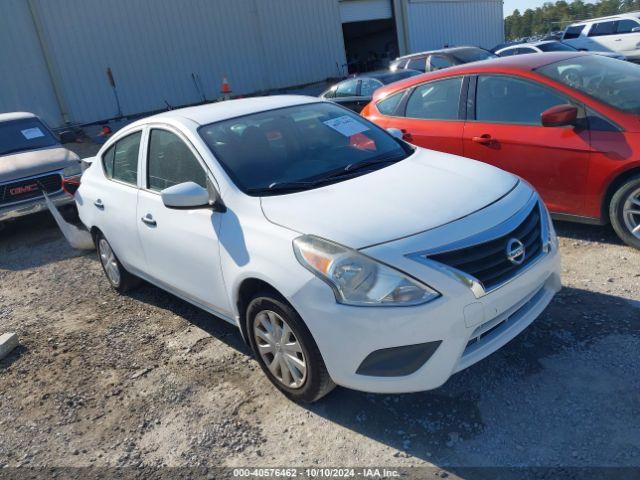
left=1, top=195, right=639, bottom=470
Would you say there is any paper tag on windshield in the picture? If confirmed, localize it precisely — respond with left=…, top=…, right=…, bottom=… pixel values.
left=323, top=116, right=369, bottom=137
left=21, top=127, right=45, bottom=140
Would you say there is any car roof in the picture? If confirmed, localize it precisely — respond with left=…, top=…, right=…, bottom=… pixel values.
left=395, top=46, right=486, bottom=61
left=358, top=69, right=422, bottom=81
left=134, top=95, right=320, bottom=127
left=567, top=10, right=640, bottom=25
left=373, top=52, right=587, bottom=97
left=498, top=40, right=557, bottom=50
left=0, top=112, right=37, bottom=123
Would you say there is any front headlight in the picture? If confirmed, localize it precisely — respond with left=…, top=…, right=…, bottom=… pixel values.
left=62, top=162, right=82, bottom=178
left=293, top=235, right=440, bottom=306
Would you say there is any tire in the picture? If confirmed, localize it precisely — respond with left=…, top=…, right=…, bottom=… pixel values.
left=95, top=232, right=141, bottom=292
left=246, top=292, right=335, bottom=403
left=609, top=175, right=640, bottom=249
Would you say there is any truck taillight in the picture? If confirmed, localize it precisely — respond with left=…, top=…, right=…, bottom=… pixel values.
left=62, top=176, right=81, bottom=196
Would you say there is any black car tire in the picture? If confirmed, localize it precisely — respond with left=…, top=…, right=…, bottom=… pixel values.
left=609, top=174, right=640, bottom=249
left=246, top=291, right=335, bottom=403
left=95, top=231, right=141, bottom=292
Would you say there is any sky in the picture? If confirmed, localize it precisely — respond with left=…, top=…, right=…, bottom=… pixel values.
left=503, top=0, right=594, bottom=16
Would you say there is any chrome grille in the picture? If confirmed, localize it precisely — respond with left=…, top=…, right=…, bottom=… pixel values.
left=0, top=173, right=62, bottom=206
left=428, top=204, right=543, bottom=290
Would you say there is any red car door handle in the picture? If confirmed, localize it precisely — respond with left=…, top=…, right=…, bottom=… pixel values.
left=472, top=134, right=494, bottom=145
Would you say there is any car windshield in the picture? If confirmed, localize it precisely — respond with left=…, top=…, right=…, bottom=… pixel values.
left=452, top=48, right=497, bottom=63
left=0, top=118, right=58, bottom=156
left=199, top=102, right=411, bottom=195
left=537, top=42, right=577, bottom=52
left=536, top=55, right=640, bottom=114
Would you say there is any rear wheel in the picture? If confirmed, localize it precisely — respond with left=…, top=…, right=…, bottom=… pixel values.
left=609, top=175, right=640, bottom=249
left=246, top=292, right=335, bottom=403
left=96, top=232, right=141, bottom=292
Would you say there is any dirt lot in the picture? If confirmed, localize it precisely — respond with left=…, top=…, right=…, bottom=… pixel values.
left=1, top=203, right=639, bottom=471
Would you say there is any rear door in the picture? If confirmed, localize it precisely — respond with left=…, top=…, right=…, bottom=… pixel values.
left=385, top=76, right=466, bottom=155
left=462, top=74, right=591, bottom=214
left=586, top=20, right=621, bottom=52
left=614, top=18, right=640, bottom=53
left=87, top=130, right=146, bottom=272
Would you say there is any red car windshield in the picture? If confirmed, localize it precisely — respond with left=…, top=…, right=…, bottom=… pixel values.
left=536, top=55, right=640, bottom=114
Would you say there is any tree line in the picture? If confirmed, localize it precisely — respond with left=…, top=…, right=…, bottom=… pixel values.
left=505, top=0, right=640, bottom=39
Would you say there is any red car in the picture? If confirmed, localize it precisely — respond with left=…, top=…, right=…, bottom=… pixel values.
left=361, top=52, right=640, bottom=248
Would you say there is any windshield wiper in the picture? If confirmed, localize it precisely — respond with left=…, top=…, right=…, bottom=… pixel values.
left=342, top=154, right=405, bottom=174
left=249, top=154, right=407, bottom=195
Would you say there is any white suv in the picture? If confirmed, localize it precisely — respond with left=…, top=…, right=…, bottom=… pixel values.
left=76, top=96, right=561, bottom=402
left=562, top=12, right=640, bottom=61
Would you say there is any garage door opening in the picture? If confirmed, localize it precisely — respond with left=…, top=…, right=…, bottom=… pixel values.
left=342, top=18, right=398, bottom=73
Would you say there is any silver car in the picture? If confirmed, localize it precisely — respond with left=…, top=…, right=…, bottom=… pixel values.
left=0, top=112, right=81, bottom=223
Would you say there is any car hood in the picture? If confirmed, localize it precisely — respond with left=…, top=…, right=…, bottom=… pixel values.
left=0, top=147, right=80, bottom=182
left=260, top=148, right=518, bottom=249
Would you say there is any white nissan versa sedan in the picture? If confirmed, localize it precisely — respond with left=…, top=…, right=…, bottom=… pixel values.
left=76, top=96, right=561, bottom=402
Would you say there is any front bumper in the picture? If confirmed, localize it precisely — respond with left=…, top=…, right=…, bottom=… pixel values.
left=289, top=184, right=561, bottom=394
left=291, top=242, right=560, bottom=394
left=0, top=190, right=74, bottom=222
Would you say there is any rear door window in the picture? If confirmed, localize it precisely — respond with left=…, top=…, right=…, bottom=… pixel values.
left=376, top=91, right=404, bottom=115
left=617, top=19, right=640, bottom=33
left=103, top=131, right=141, bottom=185
left=429, top=55, right=454, bottom=70
left=405, top=77, right=463, bottom=120
left=589, top=21, right=617, bottom=36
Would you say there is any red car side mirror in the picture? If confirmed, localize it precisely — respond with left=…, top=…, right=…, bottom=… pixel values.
left=541, top=104, right=578, bottom=127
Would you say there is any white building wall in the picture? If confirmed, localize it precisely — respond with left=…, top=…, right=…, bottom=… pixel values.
left=0, top=0, right=63, bottom=127
left=405, top=0, right=504, bottom=52
left=12, top=0, right=346, bottom=127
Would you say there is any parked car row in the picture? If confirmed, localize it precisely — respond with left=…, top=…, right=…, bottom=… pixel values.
left=2, top=44, right=638, bottom=406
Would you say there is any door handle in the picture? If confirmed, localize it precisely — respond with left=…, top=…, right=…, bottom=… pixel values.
left=94, top=199, right=104, bottom=209
left=472, top=134, right=494, bottom=145
left=141, top=214, right=157, bottom=227
left=400, top=129, right=414, bottom=142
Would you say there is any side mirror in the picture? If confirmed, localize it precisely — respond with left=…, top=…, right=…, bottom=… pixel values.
left=161, top=182, right=212, bottom=209
left=541, top=104, right=578, bottom=127
left=632, top=26, right=640, bottom=33
left=386, top=128, right=404, bottom=140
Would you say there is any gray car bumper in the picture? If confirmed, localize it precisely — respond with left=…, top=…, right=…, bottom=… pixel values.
left=0, top=190, right=74, bottom=222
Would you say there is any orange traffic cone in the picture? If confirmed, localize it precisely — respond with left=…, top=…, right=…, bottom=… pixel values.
left=220, top=76, right=232, bottom=100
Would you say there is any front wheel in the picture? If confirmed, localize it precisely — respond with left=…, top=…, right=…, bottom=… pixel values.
left=246, top=292, right=335, bottom=403
left=609, top=175, right=640, bottom=249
